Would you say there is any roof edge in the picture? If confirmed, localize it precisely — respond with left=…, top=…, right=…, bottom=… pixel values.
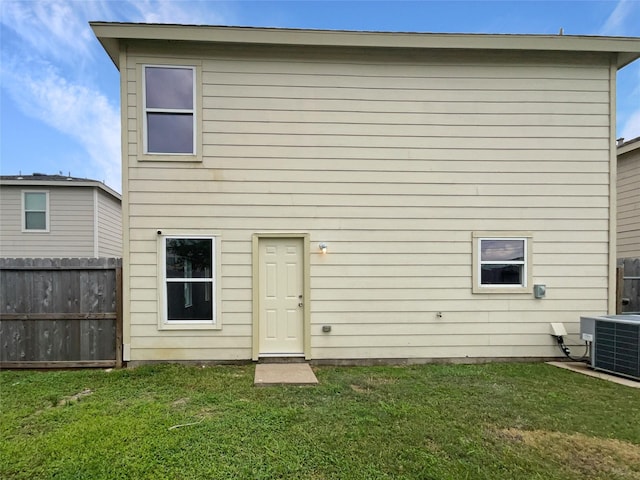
left=0, top=178, right=121, bottom=201
left=90, top=22, right=640, bottom=70
left=618, top=136, right=640, bottom=155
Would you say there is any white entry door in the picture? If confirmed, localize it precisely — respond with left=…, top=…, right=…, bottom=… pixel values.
left=258, top=238, right=304, bottom=356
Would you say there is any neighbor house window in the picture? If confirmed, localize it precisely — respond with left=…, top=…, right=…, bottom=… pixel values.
left=472, top=232, right=532, bottom=293
left=144, top=66, right=195, bottom=154
left=23, top=191, right=49, bottom=232
left=162, top=237, right=217, bottom=327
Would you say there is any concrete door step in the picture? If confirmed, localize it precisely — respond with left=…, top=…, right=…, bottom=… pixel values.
left=254, top=363, right=318, bottom=386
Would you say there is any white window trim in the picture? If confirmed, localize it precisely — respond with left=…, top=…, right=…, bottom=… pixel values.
left=21, top=190, right=49, bottom=233
left=157, top=233, right=222, bottom=330
left=142, top=64, right=197, bottom=157
left=472, top=231, right=533, bottom=294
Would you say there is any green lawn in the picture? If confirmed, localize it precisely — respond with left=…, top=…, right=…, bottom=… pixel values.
left=1, top=362, right=639, bottom=479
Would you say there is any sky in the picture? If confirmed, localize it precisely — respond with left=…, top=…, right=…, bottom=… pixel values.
left=1, top=0, right=639, bottom=193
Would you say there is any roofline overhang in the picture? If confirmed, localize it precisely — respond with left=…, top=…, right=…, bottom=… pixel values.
left=0, top=179, right=122, bottom=201
left=618, top=136, right=640, bottom=155
left=91, top=22, right=640, bottom=70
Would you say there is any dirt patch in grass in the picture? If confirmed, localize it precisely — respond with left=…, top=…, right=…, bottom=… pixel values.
left=350, top=384, right=371, bottom=393
left=497, top=428, right=640, bottom=478
left=365, top=375, right=397, bottom=386
left=171, top=397, right=189, bottom=408
left=29, top=389, right=94, bottom=421
left=350, top=375, right=397, bottom=393
left=59, top=389, right=92, bottom=406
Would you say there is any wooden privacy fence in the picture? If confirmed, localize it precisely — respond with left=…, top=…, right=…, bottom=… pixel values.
left=0, top=258, right=122, bottom=368
left=617, top=257, right=640, bottom=314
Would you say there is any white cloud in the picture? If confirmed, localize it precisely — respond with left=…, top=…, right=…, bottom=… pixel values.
left=0, top=0, right=95, bottom=62
left=599, top=0, right=640, bottom=140
left=1, top=0, right=121, bottom=188
left=599, top=0, right=634, bottom=35
left=131, top=0, right=228, bottom=25
left=2, top=64, right=121, bottom=189
left=620, top=62, right=640, bottom=140
left=0, top=0, right=231, bottom=191
left=621, top=111, right=640, bottom=141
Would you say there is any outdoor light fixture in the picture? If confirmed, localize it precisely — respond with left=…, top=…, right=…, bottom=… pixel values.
left=319, top=242, right=328, bottom=254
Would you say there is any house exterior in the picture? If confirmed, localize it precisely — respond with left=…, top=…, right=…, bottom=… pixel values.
left=92, top=22, right=640, bottom=364
left=617, top=137, right=640, bottom=257
left=0, top=174, right=122, bottom=258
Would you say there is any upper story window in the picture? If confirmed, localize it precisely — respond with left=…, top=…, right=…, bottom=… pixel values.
left=23, top=191, right=49, bottom=232
left=472, top=232, right=532, bottom=294
left=143, top=66, right=195, bottom=155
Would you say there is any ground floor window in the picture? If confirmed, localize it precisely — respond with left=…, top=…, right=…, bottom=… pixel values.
left=472, top=232, right=532, bottom=294
left=162, top=236, right=216, bottom=326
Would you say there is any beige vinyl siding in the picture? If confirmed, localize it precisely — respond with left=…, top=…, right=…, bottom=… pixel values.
left=617, top=146, right=640, bottom=257
left=123, top=43, right=612, bottom=361
left=97, top=189, right=122, bottom=257
left=0, top=186, right=95, bottom=257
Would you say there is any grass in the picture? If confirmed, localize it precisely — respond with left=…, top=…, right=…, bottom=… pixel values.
left=1, top=362, right=639, bottom=480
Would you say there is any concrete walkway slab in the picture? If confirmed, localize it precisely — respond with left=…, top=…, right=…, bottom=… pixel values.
left=254, top=363, right=318, bottom=386
left=547, top=361, right=639, bottom=388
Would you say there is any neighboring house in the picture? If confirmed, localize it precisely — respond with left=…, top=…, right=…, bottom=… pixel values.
left=92, top=22, right=640, bottom=365
left=0, top=174, right=122, bottom=258
left=617, top=137, right=640, bottom=257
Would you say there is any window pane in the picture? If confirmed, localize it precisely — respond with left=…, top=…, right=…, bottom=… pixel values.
left=167, top=282, right=212, bottom=320
left=166, top=239, right=212, bottom=278
left=25, top=192, right=46, bottom=211
left=481, top=264, right=523, bottom=285
left=147, top=113, right=193, bottom=153
left=481, top=239, right=524, bottom=262
left=25, top=212, right=46, bottom=230
left=145, top=67, right=193, bottom=109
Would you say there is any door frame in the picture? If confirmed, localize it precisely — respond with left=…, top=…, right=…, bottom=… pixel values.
left=252, top=233, right=311, bottom=361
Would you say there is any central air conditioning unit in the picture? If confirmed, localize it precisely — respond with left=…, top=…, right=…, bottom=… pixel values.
left=580, top=315, right=640, bottom=381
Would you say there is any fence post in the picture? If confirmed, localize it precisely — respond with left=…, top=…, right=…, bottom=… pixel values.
left=616, top=265, right=624, bottom=314
left=115, top=266, right=123, bottom=368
